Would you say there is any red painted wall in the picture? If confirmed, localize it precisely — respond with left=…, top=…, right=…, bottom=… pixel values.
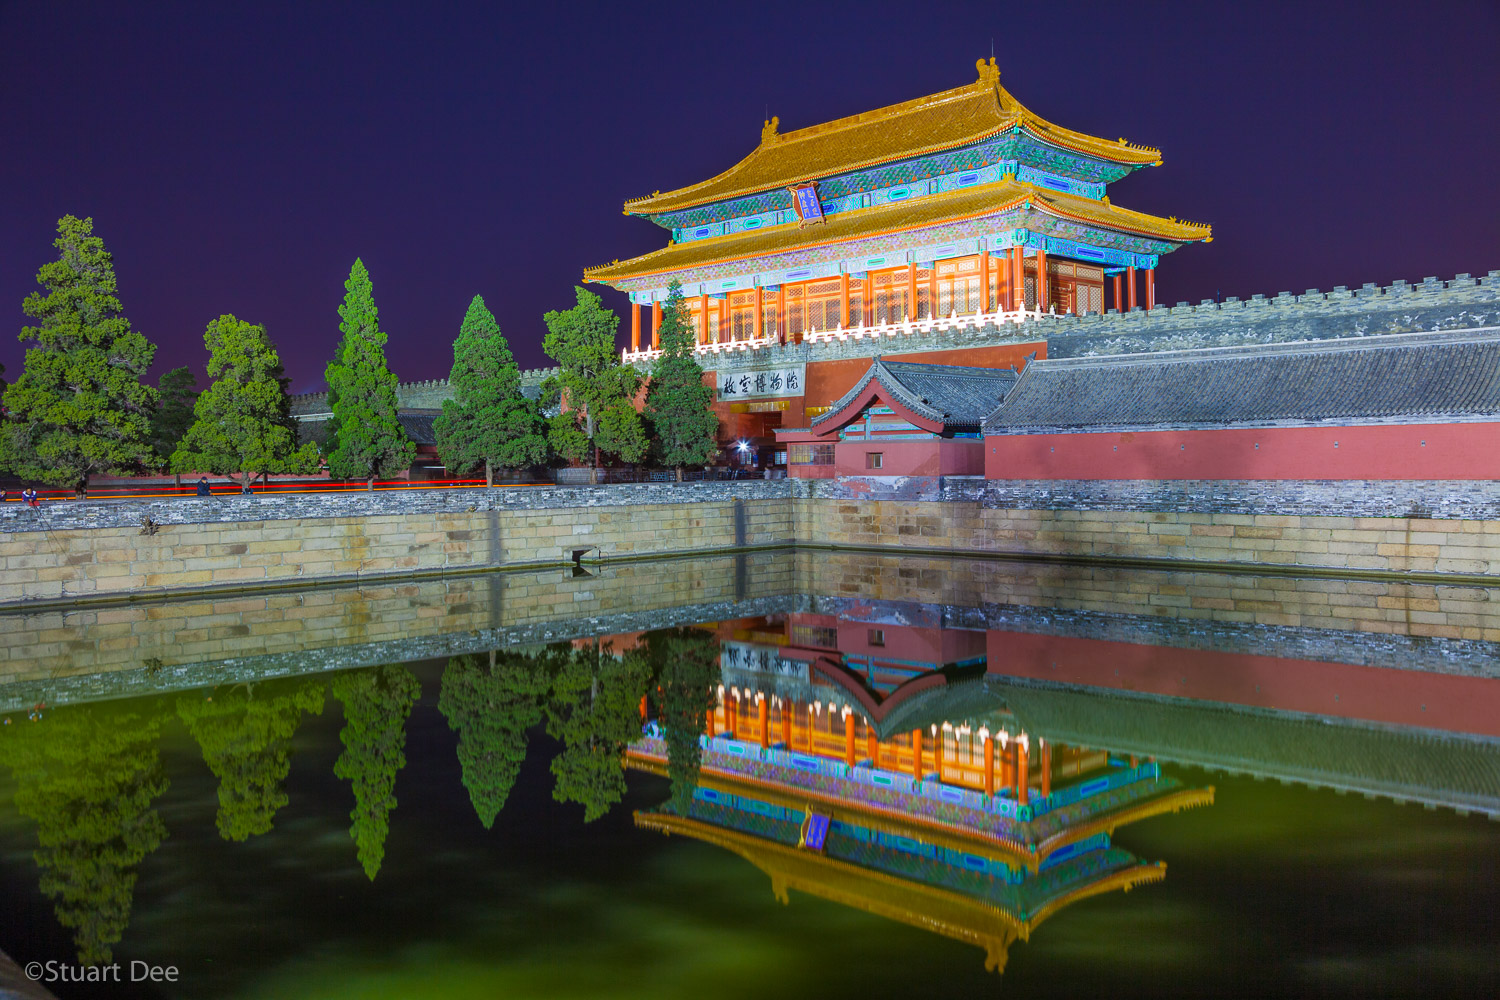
left=834, top=438, right=983, bottom=477
left=986, top=629, right=1500, bottom=738
left=985, top=422, right=1500, bottom=480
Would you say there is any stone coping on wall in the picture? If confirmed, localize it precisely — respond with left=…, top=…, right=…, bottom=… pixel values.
left=0, top=480, right=799, bottom=534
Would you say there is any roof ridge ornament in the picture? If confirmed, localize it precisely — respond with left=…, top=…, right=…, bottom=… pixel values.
left=976, top=57, right=1000, bottom=87
left=761, top=116, right=781, bottom=145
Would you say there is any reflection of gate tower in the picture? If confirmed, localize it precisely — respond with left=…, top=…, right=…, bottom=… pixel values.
left=585, top=58, right=1210, bottom=460
left=627, top=615, right=1213, bottom=972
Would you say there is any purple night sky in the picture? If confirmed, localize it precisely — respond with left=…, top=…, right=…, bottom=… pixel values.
left=2, top=1, right=1496, bottom=393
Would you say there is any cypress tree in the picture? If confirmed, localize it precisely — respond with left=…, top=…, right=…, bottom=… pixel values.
left=171, top=315, right=320, bottom=492
left=438, top=650, right=553, bottom=829
left=433, top=295, right=547, bottom=485
left=5, top=215, right=158, bottom=495
left=332, top=664, right=421, bottom=881
left=149, top=366, right=198, bottom=485
left=541, top=286, right=645, bottom=483
left=545, top=640, right=652, bottom=822
left=645, top=281, right=719, bottom=479
left=324, top=260, right=414, bottom=489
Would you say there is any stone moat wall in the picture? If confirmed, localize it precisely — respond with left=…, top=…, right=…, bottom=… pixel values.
left=0, top=478, right=1497, bottom=608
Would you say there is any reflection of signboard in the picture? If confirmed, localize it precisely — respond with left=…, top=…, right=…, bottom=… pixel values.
left=716, top=364, right=805, bottom=400
left=720, top=641, right=805, bottom=678
left=791, top=184, right=824, bottom=223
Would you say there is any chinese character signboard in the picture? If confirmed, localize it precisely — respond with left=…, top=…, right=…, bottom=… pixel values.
left=790, top=184, right=824, bottom=224
left=719, top=641, right=807, bottom=680
left=716, top=363, right=806, bottom=400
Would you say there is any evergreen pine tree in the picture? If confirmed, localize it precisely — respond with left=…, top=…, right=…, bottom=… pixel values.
left=171, top=315, right=320, bottom=492
left=149, top=366, right=198, bottom=484
left=545, top=640, right=651, bottom=822
left=645, top=281, right=719, bottom=479
left=323, top=260, right=414, bottom=489
left=649, top=628, right=721, bottom=811
left=433, top=295, right=547, bottom=485
left=332, top=664, right=421, bottom=880
left=176, top=678, right=325, bottom=841
left=5, top=215, right=158, bottom=494
left=541, top=286, right=644, bottom=483
left=437, top=650, right=553, bottom=828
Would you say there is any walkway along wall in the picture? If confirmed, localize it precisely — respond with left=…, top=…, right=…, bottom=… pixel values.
left=1, top=478, right=1499, bottom=607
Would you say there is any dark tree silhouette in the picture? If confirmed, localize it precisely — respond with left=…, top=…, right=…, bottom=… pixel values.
left=332, top=665, right=421, bottom=879
left=545, top=640, right=651, bottom=822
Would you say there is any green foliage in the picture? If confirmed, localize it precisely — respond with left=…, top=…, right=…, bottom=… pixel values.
left=0, top=704, right=169, bottom=964
left=5, top=215, right=158, bottom=491
left=438, top=649, right=554, bottom=828
left=323, top=260, right=415, bottom=483
left=542, top=286, right=643, bottom=479
left=149, top=366, right=198, bottom=472
left=545, top=641, right=651, bottom=822
left=176, top=679, right=325, bottom=842
left=171, top=315, right=320, bottom=487
left=644, top=628, right=721, bottom=810
left=645, top=281, right=719, bottom=473
left=332, top=664, right=421, bottom=880
left=433, top=295, right=547, bottom=482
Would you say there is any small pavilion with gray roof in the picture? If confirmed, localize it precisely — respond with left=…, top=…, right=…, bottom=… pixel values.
left=778, top=358, right=1020, bottom=478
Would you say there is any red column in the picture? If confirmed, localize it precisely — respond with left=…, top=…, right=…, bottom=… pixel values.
left=651, top=301, right=662, bottom=349
left=639, top=695, right=647, bottom=723
left=864, top=274, right=874, bottom=326
left=928, top=266, right=939, bottom=319
left=1127, top=266, right=1138, bottom=310
left=906, top=264, right=917, bottom=320
left=718, top=296, right=728, bottom=343
left=1040, top=741, right=1052, bottom=798
left=1036, top=248, right=1049, bottom=313
left=911, top=730, right=923, bottom=780
left=867, top=732, right=879, bottom=768
left=1112, top=274, right=1123, bottom=312
left=780, top=703, right=791, bottom=747
left=983, top=736, right=995, bottom=796
left=840, top=273, right=850, bottom=328
left=758, top=697, right=769, bottom=748
left=753, top=288, right=762, bottom=341
left=1015, top=740, right=1030, bottom=806
left=979, top=250, right=991, bottom=312
left=777, top=286, right=786, bottom=345
left=1011, top=247, right=1024, bottom=310
left=844, top=713, right=856, bottom=767
left=1145, top=268, right=1156, bottom=311
left=630, top=302, right=640, bottom=351
left=705, top=709, right=714, bottom=735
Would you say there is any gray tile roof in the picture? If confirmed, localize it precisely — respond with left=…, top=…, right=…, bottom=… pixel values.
left=396, top=411, right=439, bottom=446
left=984, top=328, right=1500, bottom=434
left=812, top=358, right=1020, bottom=433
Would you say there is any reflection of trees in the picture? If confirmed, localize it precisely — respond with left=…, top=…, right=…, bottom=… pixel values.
left=0, top=706, right=169, bottom=964
left=545, top=640, right=651, bottom=822
left=176, top=679, right=325, bottom=841
left=645, top=629, right=720, bottom=810
left=438, top=650, right=553, bottom=829
left=331, top=665, right=421, bottom=880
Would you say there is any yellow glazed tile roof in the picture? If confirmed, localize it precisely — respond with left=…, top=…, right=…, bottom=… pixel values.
left=587, top=179, right=1210, bottom=284
left=624, top=59, right=1162, bottom=216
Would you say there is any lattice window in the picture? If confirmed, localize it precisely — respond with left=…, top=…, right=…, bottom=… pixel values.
left=788, top=443, right=834, bottom=465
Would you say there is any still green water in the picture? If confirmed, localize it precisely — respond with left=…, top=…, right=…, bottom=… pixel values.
left=0, top=555, right=1496, bottom=998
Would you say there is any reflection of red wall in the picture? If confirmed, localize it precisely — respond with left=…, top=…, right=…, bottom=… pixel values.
left=985, top=422, right=1500, bottom=480
left=986, top=629, right=1500, bottom=738
left=833, top=621, right=986, bottom=664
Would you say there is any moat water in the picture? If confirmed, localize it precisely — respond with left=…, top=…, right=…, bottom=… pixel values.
left=0, top=551, right=1496, bottom=999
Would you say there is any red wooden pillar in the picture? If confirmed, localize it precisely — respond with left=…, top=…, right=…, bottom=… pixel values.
left=983, top=736, right=995, bottom=796
left=1036, top=248, right=1049, bottom=313
left=753, top=288, right=763, bottom=341
left=840, top=273, right=850, bottom=328
left=1011, top=247, right=1024, bottom=310
left=1040, top=741, right=1052, bottom=798
left=651, top=301, right=662, bottom=349
left=928, top=266, right=938, bottom=319
left=780, top=702, right=792, bottom=747
left=911, top=730, right=924, bottom=780
left=727, top=697, right=738, bottom=737
left=864, top=274, right=875, bottom=326
left=630, top=302, right=640, bottom=351
left=1145, top=268, right=1156, bottom=310
left=776, top=286, right=787, bottom=345
left=1112, top=274, right=1123, bottom=312
left=699, top=294, right=709, bottom=344
left=639, top=695, right=647, bottom=723
left=979, top=250, right=991, bottom=312
left=758, top=697, right=769, bottom=749
left=705, top=709, right=714, bottom=735
left=844, top=713, right=857, bottom=767
left=906, top=263, right=918, bottom=320
left=1015, top=740, right=1030, bottom=806
left=718, top=296, right=729, bottom=343
left=1126, top=266, right=1138, bottom=310
left=867, top=732, right=879, bottom=768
